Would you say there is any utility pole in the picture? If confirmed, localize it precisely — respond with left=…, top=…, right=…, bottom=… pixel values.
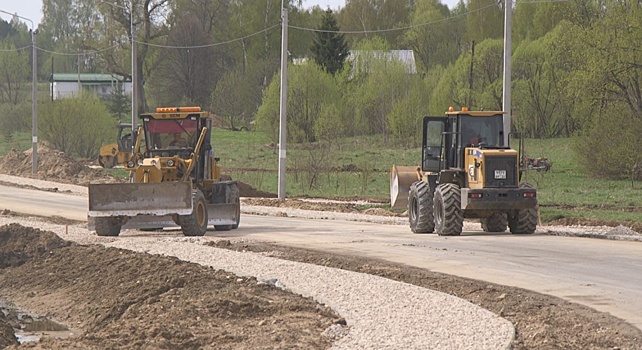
left=32, top=28, right=37, bottom=173
left=0, top=10, right=39, bottom=173
left=101, top=1, right=137, bottom=146
left=277, top=0, right=289, bottom=200
left=502, top=0, right=513, bottom=146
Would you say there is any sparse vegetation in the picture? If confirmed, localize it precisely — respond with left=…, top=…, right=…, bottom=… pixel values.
left=206, top=129, right=642, bottom=226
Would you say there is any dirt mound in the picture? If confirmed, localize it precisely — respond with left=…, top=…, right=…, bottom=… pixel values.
left=243, top=198, right=402, bottom=216
left=0, top=224, right=71, bottom=268
left=0, top=224, right=339, bottom=349
left=237, top=181, right=277, bottom=198
left=0, top=149, right=120, bottom=186
left=549, top=217, right=642, bottom=234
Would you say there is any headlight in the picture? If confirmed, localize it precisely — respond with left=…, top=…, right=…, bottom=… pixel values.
left=137, top=158, right=143, bottom=165
left=167, top=159, right=175, bottom=167
left=127, top=161, right=135, bottom=168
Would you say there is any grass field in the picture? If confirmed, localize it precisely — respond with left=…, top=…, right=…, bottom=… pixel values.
left=210, top=129, right=642, bottom=225
left=3, top=129, right=641, bottom=226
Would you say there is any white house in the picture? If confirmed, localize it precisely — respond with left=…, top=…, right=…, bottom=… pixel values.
left=347, top=50, right=418, bottom=75
left=50, top=73, right=132, bottom=100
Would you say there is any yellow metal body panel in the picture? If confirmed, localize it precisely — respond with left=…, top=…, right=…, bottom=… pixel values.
left=141, top=111, right=210, bottom=120
left=464, top=147, right=518, bottom=189
left=446, top=111, right=505, bottom=117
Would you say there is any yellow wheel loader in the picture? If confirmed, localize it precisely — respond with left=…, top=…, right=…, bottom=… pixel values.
left=390, top=108, right=538, bottom=236
left=88, top=107, right=240, bottom=236
left=98, top=122, right=133, bottom=168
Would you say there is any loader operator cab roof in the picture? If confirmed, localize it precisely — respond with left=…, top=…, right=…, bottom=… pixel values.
left=446, top=109, right=506, bottom=149
left=139, top=107, right=211, bottom=158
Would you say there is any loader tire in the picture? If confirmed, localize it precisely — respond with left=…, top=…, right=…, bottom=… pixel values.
left=94, top=217, right=121, bottom=236
left=99, top=155, right=116, bottom=169
left=508, top=183, right=538, bottom=234
left=408, top=181, right=435, bottom=233
left=180, top=190, right=208, bottom=236
left=215, top=183, right=240, bottom=231
left=481, top=213, right=508, bottom=232
left=434, top=183, right=463, bottom=236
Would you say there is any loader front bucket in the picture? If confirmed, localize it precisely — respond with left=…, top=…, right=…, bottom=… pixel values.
left=390, top=165, right=421, bottom=210
left=88, top=182, right=193, bottom=217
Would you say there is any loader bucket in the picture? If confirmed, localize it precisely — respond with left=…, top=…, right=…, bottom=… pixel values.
left=390, top=165, right=421, bottom=210
left=88, top=182, right=193, bottom=217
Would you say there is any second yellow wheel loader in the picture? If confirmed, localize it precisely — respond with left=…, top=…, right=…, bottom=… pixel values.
left=87, top=106, right=240, bottom=236
left=390, top=108, right=538, bottom=236
left=98, top=122, right=133, bottom=168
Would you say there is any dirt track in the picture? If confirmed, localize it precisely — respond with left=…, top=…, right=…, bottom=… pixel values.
left=1, top=148, right=642, bottom=349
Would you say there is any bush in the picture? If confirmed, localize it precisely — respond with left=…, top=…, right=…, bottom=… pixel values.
left=39, top=92, right=114, bottom=159
left=573, top=104, right=642, bottom=180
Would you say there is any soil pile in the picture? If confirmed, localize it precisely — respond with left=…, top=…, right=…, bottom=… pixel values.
left=235, top=181, right=277, bottom=198
left=0, top=224, right=71, bottom=268
left=0, top=149, right=121, bottom=186
left=244, top=198, right=401, bottom=216
left=0, top=224, right=339, bottom=349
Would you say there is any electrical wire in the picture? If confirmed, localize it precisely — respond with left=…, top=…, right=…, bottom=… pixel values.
left=35, top=43, right=123, bottom=56
left=137, top=23, right=281, bottom=49
left=0, top=0, right=568, bottom=54
left=0, top=45, right=32, bottom=52
left=289, top=2, right=500, bottom=34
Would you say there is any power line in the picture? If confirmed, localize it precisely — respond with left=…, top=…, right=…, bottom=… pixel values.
left=35, top=43, right=123, bottom=56
left=138, top=24, right=281, bottom=49
left=0, top=0, right=568, bottom=54
left=0, top=45, right=31, bottom=52
left=289, top=2, right=500, bottom=35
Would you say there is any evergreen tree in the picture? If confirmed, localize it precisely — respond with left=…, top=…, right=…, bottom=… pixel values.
left=310, top=9, right=349, bottom=75
left=106, top=83, right=131, bottom=120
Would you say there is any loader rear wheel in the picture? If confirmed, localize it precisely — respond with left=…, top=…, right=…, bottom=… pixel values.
left=508, top=183, right=538, bottom=234
left=95, top=217, right=121, bottom=236
left=434, top=183, right=463, bottom=236
left=180, top=190, right=208, bottom=236
left=408, top=181, right=434, bottom=233
left=99, top=155, right=116, bottom=169
left=481, top=213, right=508, bottom=232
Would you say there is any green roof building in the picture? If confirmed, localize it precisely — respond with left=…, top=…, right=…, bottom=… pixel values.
left=50, top=73, right=132, bottom=100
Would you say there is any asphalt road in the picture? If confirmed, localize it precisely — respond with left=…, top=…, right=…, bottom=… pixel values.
left=2, top=183, right=642, bottom=331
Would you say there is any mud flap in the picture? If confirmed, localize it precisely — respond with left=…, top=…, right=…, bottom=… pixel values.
left=88, top=182, right=193, bottom=217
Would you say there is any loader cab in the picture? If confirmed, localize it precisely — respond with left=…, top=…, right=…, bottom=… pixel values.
left=115, top=123, right=133, bottom=152
left=140, top=107, right=210, bottom=157
left=422, top=110, right=506, bottom=173
left=138, top=107, right=213, bottom=183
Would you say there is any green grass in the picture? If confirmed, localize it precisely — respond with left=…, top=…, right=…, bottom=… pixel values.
left=519, top=138, right=642, bottom=224
left=0, top=131, right=32, bottom=155
left=3, top=128, right=641, bottom=225
left=212, top=130, right=642, bottom=225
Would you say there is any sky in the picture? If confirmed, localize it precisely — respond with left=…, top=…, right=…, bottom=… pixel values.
left=2, top=0, right=460, bottom=28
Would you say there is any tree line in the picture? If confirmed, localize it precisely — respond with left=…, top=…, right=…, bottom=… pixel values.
left=1, top=0, right=641, bottom=179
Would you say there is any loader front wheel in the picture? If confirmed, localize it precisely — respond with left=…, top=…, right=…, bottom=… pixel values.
left=433, top=183, right=463, bottom=236
left=508, top=183, right=538, bottom=234
left=180, top=190, right=208, bottom=236
left=408, top=181, right=434, bottom=233
left=95, top=217, right=121, bottom=236
left=481, top=213, right=508, bottom=232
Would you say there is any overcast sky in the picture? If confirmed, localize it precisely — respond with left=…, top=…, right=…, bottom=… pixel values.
left=3, top=0, right=461, bottom=28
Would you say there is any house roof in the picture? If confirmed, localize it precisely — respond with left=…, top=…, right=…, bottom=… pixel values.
left=50, top=73, right=131, bottom=83
left=348, top=50, right=417, bottom=74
